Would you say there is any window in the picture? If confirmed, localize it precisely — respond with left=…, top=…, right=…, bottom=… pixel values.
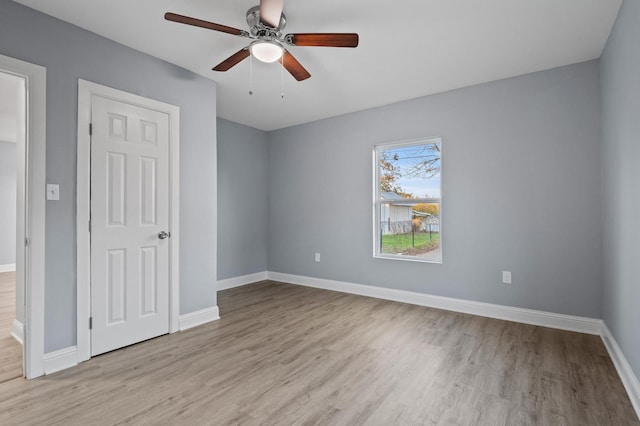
left=374, top=138, right=442, bottom=263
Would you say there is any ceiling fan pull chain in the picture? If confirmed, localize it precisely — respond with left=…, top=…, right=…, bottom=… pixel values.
left=249, top=54, right=254, bottom=96
left=281, top=57, right=285, bottom=99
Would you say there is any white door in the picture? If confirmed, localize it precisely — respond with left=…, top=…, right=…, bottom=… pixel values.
left=90, top=95, right=170, bottom=356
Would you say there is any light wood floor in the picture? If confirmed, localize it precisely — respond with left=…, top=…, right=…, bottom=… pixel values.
left=0, top=272, right=22, bottom=384
left=0, top=280, right=637, bottom=425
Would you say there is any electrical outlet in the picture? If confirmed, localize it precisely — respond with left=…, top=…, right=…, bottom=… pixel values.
left=315, top=253, right=321, bottom=263
left=502, top=271, right=512, bottom=284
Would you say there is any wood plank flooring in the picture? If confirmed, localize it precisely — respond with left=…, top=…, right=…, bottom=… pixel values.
left=0, top=280, right=637, bottom=425
left=0, top=272, right=22, bottom=383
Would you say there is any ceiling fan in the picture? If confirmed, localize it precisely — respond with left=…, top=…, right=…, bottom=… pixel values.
left=165, top=0, right=359, bottom=81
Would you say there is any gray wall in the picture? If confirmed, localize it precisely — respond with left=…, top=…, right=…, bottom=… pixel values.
left=268, top=60, right=603, bottom=318
left=0, top=0, right=218, bottom=352
left=601, top=0, right=640, bottom=379
left=0, top=141, right=16, bottom=266
left=217, top=119, right=269, bottom=280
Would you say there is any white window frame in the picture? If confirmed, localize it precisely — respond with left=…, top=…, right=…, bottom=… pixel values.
left=373, top=137, right=443, bottom=263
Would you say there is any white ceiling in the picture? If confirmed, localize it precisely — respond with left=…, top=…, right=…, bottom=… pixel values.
left=13, top=0, right=622, bottom=131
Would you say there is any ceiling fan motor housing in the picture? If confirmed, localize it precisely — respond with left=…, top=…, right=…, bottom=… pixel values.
left=246, top=6, right=286, bottom=39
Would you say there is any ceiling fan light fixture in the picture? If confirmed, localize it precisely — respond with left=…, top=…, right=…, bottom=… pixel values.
left=250, top=40, right=283, bottom=63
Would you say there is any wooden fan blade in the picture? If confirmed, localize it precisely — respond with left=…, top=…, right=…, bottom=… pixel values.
left=259, top=0, right=284, bottom=28
left=165, top=12, right=246, bottom=37
left=213, top=49, right=250, bottom=72
left=287, top=33, right=359, bottom=48
left=281, top=50, right=311, bottom=81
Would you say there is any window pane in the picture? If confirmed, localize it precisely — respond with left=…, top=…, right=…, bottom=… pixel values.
left=378, top=201, right=440, bottom=261
left=375, top=140, right=442, bottom=262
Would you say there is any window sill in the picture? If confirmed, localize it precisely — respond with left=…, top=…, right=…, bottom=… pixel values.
left=374, top=253, right=442, bottom=264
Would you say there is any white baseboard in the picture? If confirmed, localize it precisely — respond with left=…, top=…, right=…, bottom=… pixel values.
left=11, top=319, right=24, bottom=345
left=0, top=263, right=16, bottom=273
left=179, top=306, right=220, bottom=331
left=218, top=272, right=269, bottom=291
left=44, top=346, right=78, bottom=375
left=267, top=271, right=603, bottom=335
left=601, top=324, right=640, bottom=417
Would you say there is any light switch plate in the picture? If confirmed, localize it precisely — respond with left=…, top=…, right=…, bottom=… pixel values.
left=46, top=184, right=60, bottom=201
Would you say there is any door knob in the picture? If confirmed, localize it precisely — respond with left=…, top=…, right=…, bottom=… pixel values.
left=158, top=231, right=170, bottom=240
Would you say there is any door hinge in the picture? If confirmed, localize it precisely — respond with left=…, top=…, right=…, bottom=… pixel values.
left=89, top=317, right=93, bottom=330
left=89, top=123, right=93, bottom=136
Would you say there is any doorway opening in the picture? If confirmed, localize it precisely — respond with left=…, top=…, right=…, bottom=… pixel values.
left=0, top=71, right=26, bottom=382
left=0, top=54, right=46, bottom=379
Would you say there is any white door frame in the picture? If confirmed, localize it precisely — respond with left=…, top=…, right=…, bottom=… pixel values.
left=76, top=80, right=180, bottom=362
left=0, top=54, right=47, bottom=379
